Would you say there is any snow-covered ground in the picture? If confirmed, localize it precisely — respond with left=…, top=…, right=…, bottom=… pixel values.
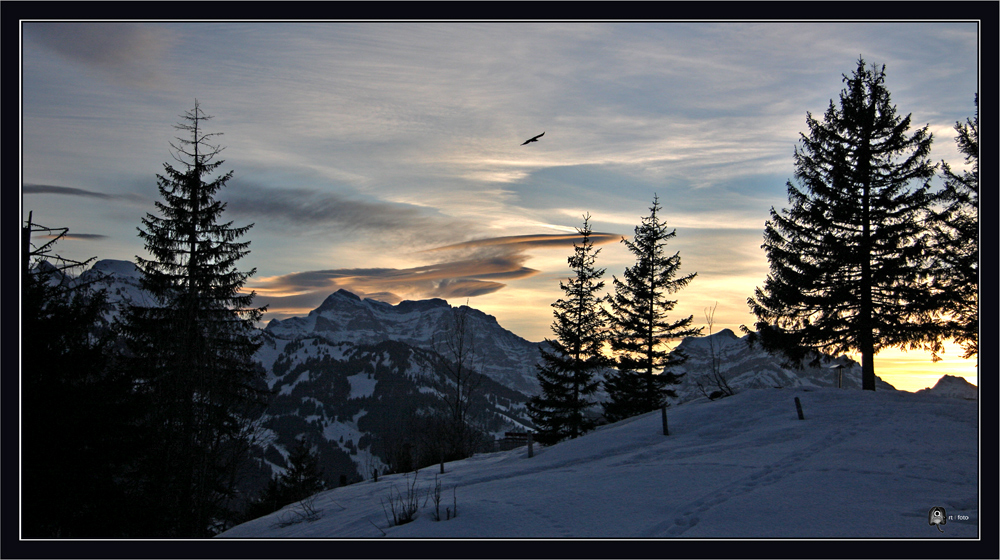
left=219, top=387, right=978, bottom=539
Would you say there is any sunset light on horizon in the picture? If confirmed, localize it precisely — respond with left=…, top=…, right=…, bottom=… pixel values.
left=20, top=20, right=981, bottom=393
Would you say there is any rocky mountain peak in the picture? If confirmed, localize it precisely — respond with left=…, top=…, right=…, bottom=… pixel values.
left=314, top=289, right=363, bottom=313
left=395, top=297, right=450, bottom=314
left=265, top=290, right=545, bottom=395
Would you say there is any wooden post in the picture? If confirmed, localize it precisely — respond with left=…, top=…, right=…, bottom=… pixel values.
left=794, top=396, right=805, bottom=420
left=527, top=431, right=534, bottom=458
left=440, top=449, right=445, bottom=474
left=661, top=404, right=669, bottom=436
left=22, top=211, right=32, bottom=281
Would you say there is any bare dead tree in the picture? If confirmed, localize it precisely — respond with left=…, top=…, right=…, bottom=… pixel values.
left=433, top=303, right=486, bottom=460
left=695, top=302, right=735, bottom=400
left=22, top=211, right=97, bottom=291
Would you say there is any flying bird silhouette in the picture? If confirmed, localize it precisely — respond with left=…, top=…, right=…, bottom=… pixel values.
left=521, top=132, right=545, bottom=145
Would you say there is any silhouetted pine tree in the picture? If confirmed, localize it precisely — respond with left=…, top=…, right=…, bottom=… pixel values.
left=930, top=95, right=978, bottom=361
left=244, top=439, right=327, bottom=520
left=119, top=101, right=269, bottom=536
left=278, top=438, right=328, bottom=503
left=527, top=215, right=610, bottom=444
left=603, top=197, right=701, bottom=422
left=745, top=58, right=938, bottom=391
left=21, top=217, right=144, bottom=537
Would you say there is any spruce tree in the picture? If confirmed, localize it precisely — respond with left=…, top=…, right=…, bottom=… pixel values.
left=120, top=101, right=268, bottom=536
left=21, top=217, right=144, bottom=537
left=930, top=96, right=978, bottom=361
left=278, top=438, right=328, bottom=503
left=244, top=439, right=327, bottom=520
left=527, top=214, right=610, bottom=444
left=604, top=197, right=701, bottom=422
left=745, top=59, right=938, bottom=391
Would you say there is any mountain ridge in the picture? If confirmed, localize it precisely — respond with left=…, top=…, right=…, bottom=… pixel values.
left=265, top=284, right=544, bottom=395
left=916, top=374, right=977, bottom=400
left=67, top=259, right=905, bottom=401
left=64, top=258, right=914, bottom=491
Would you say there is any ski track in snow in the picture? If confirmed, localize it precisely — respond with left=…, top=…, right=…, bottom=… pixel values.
left=219, top=388, right=978, bottom=539
left=650, top=402, right=893, bottom=537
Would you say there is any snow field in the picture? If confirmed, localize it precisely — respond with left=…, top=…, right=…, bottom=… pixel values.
left=218, top=387, right=978, bottom=539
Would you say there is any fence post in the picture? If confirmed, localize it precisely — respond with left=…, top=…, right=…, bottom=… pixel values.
left=527, top=431, right=534, bottom=458
left=794, top=396, right=805, bottom=420
left=661, top=404, right=669, bottom=436
left=22, top=211, right=32, bottom=281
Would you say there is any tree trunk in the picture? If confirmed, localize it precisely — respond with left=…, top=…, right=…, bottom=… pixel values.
left=859, top=107, right=876, bottom=392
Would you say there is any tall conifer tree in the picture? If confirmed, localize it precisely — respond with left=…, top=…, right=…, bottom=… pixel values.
left=930, top=96, right=978, bottom=361
left=120, top=101, right=268, bottom=536
left=21, top=219, right=143, bottom=537
left=527, top=215, right=610, bottom=444
left=604, top=197, right=701, bottom=422
left=746, top=59, right=938, bottom=391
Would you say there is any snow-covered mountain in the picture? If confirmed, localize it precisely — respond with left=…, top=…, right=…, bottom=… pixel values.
left=916, top=374, right=978, bottom=400
left=72, top=259, right=144, bottom=302
left=72, top=260, right=896, bottom=405
left=254, top=336, right=534, bottom=486
left=218, top=386, right=979, bottom=538
left=70, top=262, right=540, bottom=486
left=70, top=259, right=902, bottom=491
left=265, top=289, right=544, bottom=395
left=54, top=259, right=155, bottom=321
left=671, top=328, right=896, bottom=403
left=254, top=289, right=543, bottom=485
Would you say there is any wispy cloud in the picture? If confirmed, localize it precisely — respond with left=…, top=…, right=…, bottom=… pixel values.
left=23, top=183, right=144, bottom=202
left=42, top=233, right=108, bottom=241
left=426, top=232, right=621, bottom=253
left=24, top=22, right=172, bottom=88
left=250, top=231, right=620, bottom=317
left=222, top=182, right=480, bottom=247
left=21, top=21, right=978, bottom=386
left=250, top=263, right=520, bottom=317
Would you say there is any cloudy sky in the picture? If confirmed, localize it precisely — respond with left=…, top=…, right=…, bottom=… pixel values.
left=20, top=21, right=979, bottom=391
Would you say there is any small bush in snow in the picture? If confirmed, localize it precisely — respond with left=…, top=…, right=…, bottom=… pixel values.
left=273, top=495, right=323, bottom=528
left=381, top=471, right=420, bottom=526
left=425, top=474, right=458, bottom=522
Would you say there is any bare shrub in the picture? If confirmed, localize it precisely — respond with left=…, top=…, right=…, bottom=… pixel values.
left=426, top=474, right=457, bottom=522
left=695, top=302, right=735, bottom=401
left=381, top=471, right=420, bottom=526
left=273, top=494, right=323, bottom=528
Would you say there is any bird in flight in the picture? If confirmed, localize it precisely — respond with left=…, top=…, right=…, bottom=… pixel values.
left=521, top=132, right=545, bottom=145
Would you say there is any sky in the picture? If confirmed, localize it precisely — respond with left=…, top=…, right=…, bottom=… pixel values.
left=19, top=20, right=980, bottom=392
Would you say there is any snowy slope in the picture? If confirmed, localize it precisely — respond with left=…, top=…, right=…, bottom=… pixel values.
left=672, top=328, right=896, bottom=402
left=254, top=338, right=533, bottom=486
left=218, top=387, right=979, bottom=539
left=917, top=374, right=978, bottom=400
